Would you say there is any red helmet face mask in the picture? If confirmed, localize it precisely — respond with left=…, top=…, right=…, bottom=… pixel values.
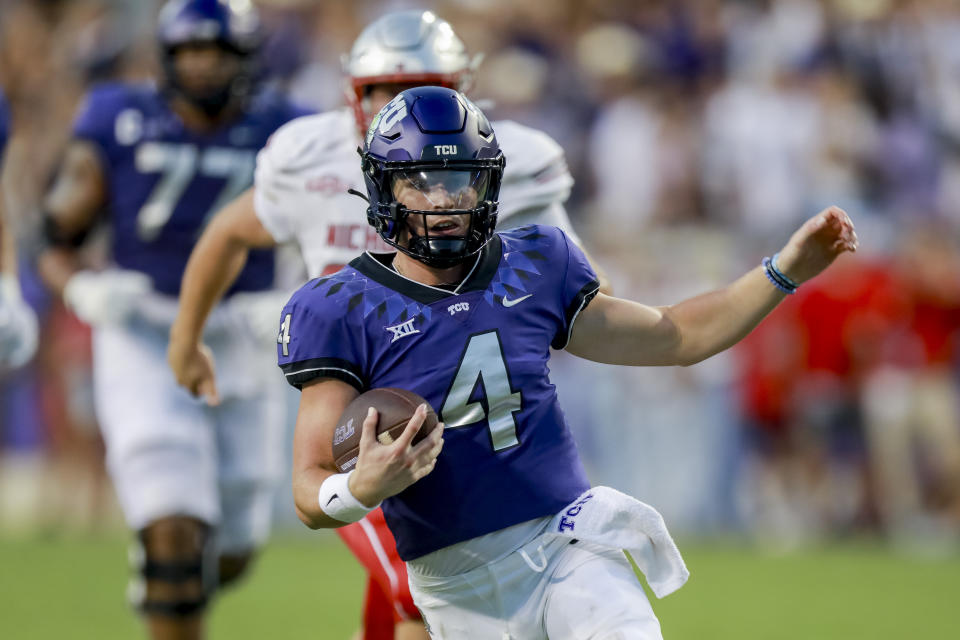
left=342, top=10, right=481, bottom=134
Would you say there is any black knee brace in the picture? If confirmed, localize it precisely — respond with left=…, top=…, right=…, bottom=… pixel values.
left=127, top=522, right=217, bottom=618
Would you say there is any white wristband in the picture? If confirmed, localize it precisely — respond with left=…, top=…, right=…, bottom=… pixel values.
left=0, top=273, right=22, bottom=302
left=318, top=470, right=379, bottom=523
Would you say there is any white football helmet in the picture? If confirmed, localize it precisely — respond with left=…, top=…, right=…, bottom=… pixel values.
left=342, top=10, right=482, bottom=132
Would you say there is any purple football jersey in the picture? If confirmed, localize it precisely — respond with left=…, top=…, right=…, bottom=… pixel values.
left=278, top=225, right=600, bottom=560
left=72, top=83, right=310, bottom=295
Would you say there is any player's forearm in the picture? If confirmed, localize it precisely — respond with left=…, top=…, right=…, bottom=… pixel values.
left=292, top=468, right=355, bottom=529
left=0, top=217, right=15, bottom=277
left=173, top=223, right=251, bottom=343
left=172, top=189, right=276, bottom=343
left=36, top=247, right=82, bottom=298
left=569, top=267, right=784, bottom=367
left=661, top=266, right=783, bottom=365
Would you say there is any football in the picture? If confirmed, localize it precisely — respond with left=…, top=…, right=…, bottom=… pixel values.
left=332, top=387, right=439, bottom=472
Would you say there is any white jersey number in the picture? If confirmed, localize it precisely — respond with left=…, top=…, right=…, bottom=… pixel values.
left=134, top=142, right=255, bottom=241
left=278, top=313, right=291, bottom=357
left=440, top=330, right=522, bottom=451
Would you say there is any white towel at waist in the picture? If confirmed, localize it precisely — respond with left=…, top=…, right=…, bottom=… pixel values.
left=546, top=486, right=689, bottom=598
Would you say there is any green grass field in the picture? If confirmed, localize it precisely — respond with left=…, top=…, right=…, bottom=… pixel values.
left=1, top=533, right=957, bottom=639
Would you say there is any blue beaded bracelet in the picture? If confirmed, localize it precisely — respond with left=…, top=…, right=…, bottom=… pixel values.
left=771, top=253, right=800, bottom=289
left=762, top=257, right=797, bottom=294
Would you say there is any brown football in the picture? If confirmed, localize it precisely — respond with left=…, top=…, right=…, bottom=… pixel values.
left=332, top=387, right=439, bottom=472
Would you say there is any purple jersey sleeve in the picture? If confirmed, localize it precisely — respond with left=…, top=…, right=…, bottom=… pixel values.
left=549, top=227, right=600, bottom=349
left=72, top=84, right=127, bottom=155
left=0, top=91, right=9, bottom=159
left=277, top=275, right=369, bottom=392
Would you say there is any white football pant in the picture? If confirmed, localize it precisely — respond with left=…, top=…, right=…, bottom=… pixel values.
left=409, top=535, right=663, bottom=639
left=92, top=318, right=285, bottom=552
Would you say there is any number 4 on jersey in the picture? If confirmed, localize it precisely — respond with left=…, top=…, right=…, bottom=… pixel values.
left=278, top=313, right=291, bottom=356
left=441, top=331, right=522, bottom=451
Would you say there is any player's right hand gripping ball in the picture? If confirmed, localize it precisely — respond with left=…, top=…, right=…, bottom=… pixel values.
left=333, top=388, right=439, bottom=472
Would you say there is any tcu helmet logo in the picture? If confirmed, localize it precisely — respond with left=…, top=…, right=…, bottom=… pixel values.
left=332, top=418, right=355, bottom=446
left=447, top=302, right=469, bottom=316
left=366, top=94, right=408, bottom=144
left=433, top=145, right=458, bottom=155
left=378, top=95, right=408, bottom=133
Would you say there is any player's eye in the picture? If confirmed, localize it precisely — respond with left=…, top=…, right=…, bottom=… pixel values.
left=453, top=188, right=476, bottom=207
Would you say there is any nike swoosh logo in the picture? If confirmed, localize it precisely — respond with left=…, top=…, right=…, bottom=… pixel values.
left=502, top=294, right=532, bottom=308
left=326, top=494, right=339, bottom=507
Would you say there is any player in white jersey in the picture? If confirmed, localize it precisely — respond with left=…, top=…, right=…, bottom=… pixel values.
left=168, top=10, right=607, bottom=640
left=251, top=111, right=583, bottom=279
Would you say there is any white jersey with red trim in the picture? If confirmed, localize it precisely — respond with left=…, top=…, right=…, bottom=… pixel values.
left=253, top=108, right=577, bottom=278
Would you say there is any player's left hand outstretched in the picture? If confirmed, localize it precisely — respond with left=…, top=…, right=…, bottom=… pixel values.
left=774, top=206, right=858, bottom=285
left=348, top=405, right=445, bottom=507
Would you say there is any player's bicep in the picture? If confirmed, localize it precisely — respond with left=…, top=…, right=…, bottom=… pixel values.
left=44, top=140, right=107, bottom=237
left=566, top=293, right=682, bottom=366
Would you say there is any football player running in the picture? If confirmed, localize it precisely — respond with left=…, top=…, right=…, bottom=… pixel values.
left=0, top=88, right=39, bottom=371
left=284, top=86, right=858, bottom=639
left=168, top=10, right=607, bottom=640
left=36, top=1, right=309, bottom=638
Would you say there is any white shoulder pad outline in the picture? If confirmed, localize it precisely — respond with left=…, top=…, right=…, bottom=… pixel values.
left=254, top=109, right=358, bottom=243
left=494, top=120, right=567, bottom=180
left=493, top=120, right=574, bottom=221
left=257, top=109, right=356, bottom=177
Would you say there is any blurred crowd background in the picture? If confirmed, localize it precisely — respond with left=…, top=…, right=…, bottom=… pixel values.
left=1, top=0, right=959, bottom=554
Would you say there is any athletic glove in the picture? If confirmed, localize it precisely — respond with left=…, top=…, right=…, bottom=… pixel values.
left=0, top=273, right=39, bottom=369
left=63, top=269, right=152, bottom=326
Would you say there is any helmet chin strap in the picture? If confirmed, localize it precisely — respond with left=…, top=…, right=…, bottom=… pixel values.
left=400, top=208, right=479, bottom=268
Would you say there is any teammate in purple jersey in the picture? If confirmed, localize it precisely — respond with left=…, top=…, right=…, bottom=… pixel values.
left=283, top=87, right=858, bottom=638
left=0, top=89, right=39, bottom=370
left=37, top=2, right=308, bottom=639
left=65, top=83, right=302, bottom=295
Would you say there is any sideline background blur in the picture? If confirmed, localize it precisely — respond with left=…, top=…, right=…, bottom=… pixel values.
left=0, top=0, right=958, bottom=606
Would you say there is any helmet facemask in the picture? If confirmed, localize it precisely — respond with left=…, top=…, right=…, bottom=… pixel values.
left=384, top=168, right=497, bottom=268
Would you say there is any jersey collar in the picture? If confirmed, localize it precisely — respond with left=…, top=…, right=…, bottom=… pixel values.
left=350, top=235, right=503, bottom=304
